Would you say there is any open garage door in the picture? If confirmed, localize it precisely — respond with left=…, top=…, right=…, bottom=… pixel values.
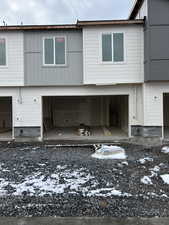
left=42, top=96, right=128, bottom=140
left=0, top=97, right=12, bottom=140
left=163, top=94, right=169, bottom=139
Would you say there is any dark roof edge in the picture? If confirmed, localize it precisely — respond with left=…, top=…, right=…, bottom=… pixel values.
left=77, top=19, right=144, bottom=26
left=0, top=24, right=79, bottom=31
left=129, top=0, right=144, bottom=20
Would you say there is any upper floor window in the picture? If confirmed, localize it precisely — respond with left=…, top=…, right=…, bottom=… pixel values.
left=0, top=38, right=6, bottom=66
left=102, top=33, right=124, bottom=63
left=43, top=36, right=66, bottom=66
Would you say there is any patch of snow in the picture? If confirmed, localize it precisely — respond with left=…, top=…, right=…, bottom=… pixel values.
left=86, top=188, right=132, bottom=197
left=0, top=167, right=97, bottom=197
left=161, top=146, right=169, bottom=154
left=147, top=192, right=169, bottom=198
left=56, top=165, right=67, bottom=170
left=92, top=145, right=126, bottom=160
left=0, top=164, right=134, bottom=198
left=150, top=166, right=160, bottom=173
left=141, top=176, right=153, bottom=185
left=161, top=174, right=169, bottom=184
left=0, top=178, right=8, bottom=195
left=138, top=157, right=153, bottom=164
left=121, top=161, right=129, bottom=166
left=149, top=165, right=160, bottom=178
left=32, top=147, right=40, bottom=150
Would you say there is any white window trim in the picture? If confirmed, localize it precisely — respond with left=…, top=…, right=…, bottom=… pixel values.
left=99, top=31, right=126, bottom=65
left=0, top=37, right=8, bottom=68
left=43, top=36, right=67, bottom=67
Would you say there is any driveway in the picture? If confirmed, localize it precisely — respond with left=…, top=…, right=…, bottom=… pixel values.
left=0, top=142, right=169, bottom=216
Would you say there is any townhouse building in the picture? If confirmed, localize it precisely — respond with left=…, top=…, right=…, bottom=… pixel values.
left=0, top=0, right=168, bottom=142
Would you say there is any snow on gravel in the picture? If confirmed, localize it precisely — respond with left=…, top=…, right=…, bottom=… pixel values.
left=161, top=146, right=169, bottom=154
left=138, top=157, right=153, bottom=164
left=92, top=145, right=126, bottom=160
left=0, top=167, right=97, bottom=196
left=0, top=165, right=131, bottom=197
left=141, top=176, right=153, bottom=185
left=87, top=188, right=132, bottom=197
left=161, top=174, right=169, bottom=184
left=150, top=166, right=160, bottom=173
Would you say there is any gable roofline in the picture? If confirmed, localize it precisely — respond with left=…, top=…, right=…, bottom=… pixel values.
left=129, top=0, right=145, bottom=20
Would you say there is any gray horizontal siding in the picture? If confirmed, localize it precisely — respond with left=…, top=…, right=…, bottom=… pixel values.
left=24, top=30, right=83, bottom=86
left=149, top=0, right=169, bottom=26
left=150, top=27, right=169, bottom=60
left=144, top=0, right=169, bottom=81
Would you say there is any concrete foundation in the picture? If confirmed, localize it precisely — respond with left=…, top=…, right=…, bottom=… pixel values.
left=131, top=126, right=162, bottom=138
left=14, top=127, right=41, bottom=138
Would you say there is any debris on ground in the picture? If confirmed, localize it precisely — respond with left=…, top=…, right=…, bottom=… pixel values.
left=91, top=145, right=126, bottom=159
left=161, top=146, right=169, bottom=154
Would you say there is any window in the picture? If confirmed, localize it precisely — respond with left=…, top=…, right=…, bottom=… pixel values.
left=102, top=33, right=124, bottom=63
left=102, top=34, right=112, bottom=62
left=43, top=37, right=66, bottom=66
left=0, top=38, right=6, bottom=66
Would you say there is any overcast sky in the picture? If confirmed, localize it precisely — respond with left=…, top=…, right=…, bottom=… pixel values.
left=0, top=0, right=135, bottom=26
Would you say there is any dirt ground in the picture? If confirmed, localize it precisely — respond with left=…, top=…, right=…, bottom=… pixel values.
left=0, top=141, right=169, bottom=216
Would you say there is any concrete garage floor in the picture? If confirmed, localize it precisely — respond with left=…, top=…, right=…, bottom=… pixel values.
left=0, top=217, right=168, bottom=225
left=44, top=126, right=128, bottom=141
left=0, top=130, right=12, bottom=141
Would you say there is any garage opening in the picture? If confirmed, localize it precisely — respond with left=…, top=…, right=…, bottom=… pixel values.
left=42, top=96, right=128, bottom=140
left=164, top=93, right=169, bottom=139
left=0, top=97, right=12, bottom=140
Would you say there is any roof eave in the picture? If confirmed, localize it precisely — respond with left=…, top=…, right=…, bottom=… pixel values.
left=0, top=24, right=79, bottom=31
left=77, top=19, right=144, bottom=26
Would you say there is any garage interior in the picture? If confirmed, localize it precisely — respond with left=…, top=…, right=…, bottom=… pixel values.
left=43, top=96, right=129, bottom=140
left=0, top=97, right=12, bottom=140
left=164, top=93, right=169, bottom=139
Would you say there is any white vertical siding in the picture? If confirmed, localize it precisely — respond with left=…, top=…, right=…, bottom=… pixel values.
left=0, top=32, right=24, bottom=86
left=143, top=83, right=169, bottom=127
left=14, top=89, right=42, bottom=127
left=83, top=25, right=144, bottom=85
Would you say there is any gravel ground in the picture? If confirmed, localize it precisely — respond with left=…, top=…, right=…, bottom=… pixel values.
left=0, top=142, right=169, bottom=216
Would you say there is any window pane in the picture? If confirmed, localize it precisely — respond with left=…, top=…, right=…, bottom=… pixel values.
left=0, top=38, right=6, bottom=66
left=102, top=34, right=112, bottom=62
left=44, top=38, right=54, bottom=64
left=113, top=33, right=124, bottom=62
left=55, top=37, right=65, bottom=65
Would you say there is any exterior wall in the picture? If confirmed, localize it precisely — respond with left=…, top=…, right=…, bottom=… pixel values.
left=0, top=84, right=143, bottom=139
left=83, top=25, right=144, bottom=85
left=141, top=82, right=169, bottom=138
left=136, top=0, right=148, bottom=19
left=143, top=82, right=166, bottom=127
left=144, top=0, right=169, bottom=81
left=24, top=30, right=83, bottom=86
left=0, top=32, right=24, bottom=86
